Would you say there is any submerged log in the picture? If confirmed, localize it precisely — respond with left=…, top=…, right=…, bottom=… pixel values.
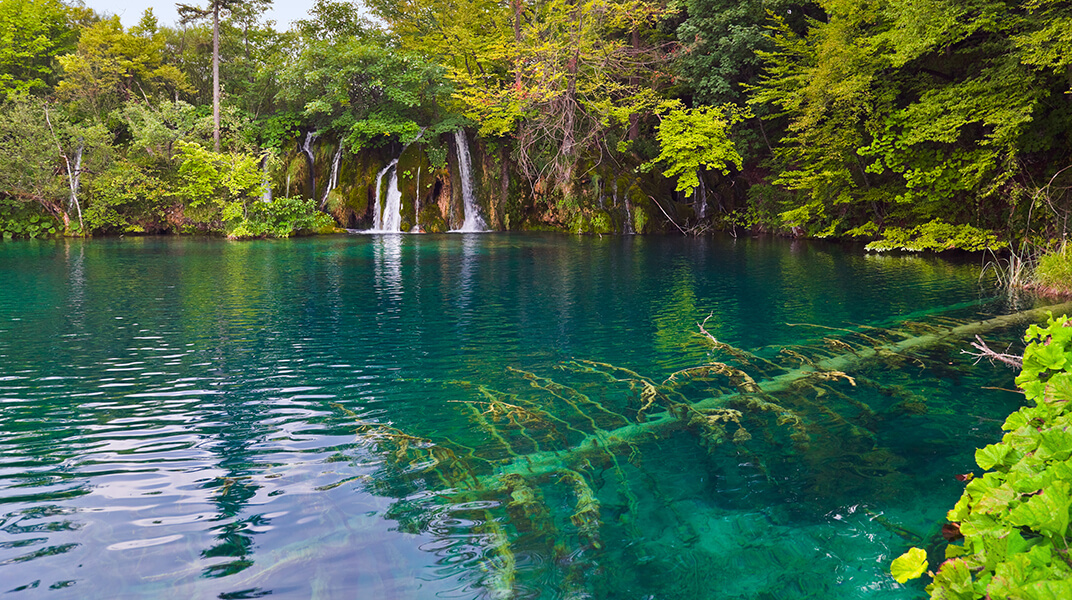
left=491, top=300, right=1072, bottom=478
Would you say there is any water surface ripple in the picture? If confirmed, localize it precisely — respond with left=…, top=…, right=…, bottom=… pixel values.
left=0, top=234, right=1032, bottom=598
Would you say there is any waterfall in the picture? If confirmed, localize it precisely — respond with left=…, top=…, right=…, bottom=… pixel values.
left=367, top=129, right=428, bottom=233
left=694, top=172, right=706, bottom=219
left=621, top=181, right=635, bottom=234
left=411, top=166, right=422, bottom=233
left=320, top=144, right=343, bottom=208
left=261, top=155, right=272, bottom=203
left=452, top=129, right=487, bottom=232
left=371, top=159, right=402, bottom=232
left=300, top=131, right=319, bottom=199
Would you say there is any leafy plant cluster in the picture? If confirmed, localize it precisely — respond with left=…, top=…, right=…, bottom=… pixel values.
left=892, top=314, right=1072, bottom=598
left=747, top=0, right=1072, bottom=242
left=863, top=219, right=1009, bottom=253
left=0, top=198, right=59, bottom=239
left=224, top=196, right=337, bottom=239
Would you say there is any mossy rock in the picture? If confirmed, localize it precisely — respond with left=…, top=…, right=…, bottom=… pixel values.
left=397, top=144, right=434, bottom=231
left=417, top=202, right=447, bottom=233
left=589, top=210, right=613, bottom=234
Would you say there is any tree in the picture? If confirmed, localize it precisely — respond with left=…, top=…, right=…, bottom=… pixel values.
left=676, top=0, right=817, bottom=106
left=277, top=35, right=451, bottom=151
left=0, top=0, right=79, bottom=99
left=746, top=0, right=1072, bottom=238
left=642, top=102, right=746, bottom=196
left=56, top=11, right=191, bottom=120
left=365, top=0, right=674, bottom=194
left=0, top=98, right=110, bottom=233
left=177, top=0, right=271, bottom=151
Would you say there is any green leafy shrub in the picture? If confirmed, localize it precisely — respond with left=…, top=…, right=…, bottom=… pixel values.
left=641, top=102, right=748, bottom=197
left=892, top=314, right=1072, bottom=598
left=84, top=161, right=170, bottom=233
left=865, top=219, right=1008, bottom=252
left=0, top=198, right=60, bottom=239
left=175, top=141, right=262, bottom=210
left=224, top=196, right=337, bottom=239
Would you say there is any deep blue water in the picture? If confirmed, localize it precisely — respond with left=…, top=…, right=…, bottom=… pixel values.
left=0, top=234, right=1037, bottom=598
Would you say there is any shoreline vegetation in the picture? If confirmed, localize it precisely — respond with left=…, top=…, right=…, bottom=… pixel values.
left=893, top=313, right=1072, bottom=599
left=0, top=0, right=1069, bottom=290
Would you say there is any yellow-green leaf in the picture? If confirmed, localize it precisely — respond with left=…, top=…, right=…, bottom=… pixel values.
left=891, top=547, right=928, bottom=583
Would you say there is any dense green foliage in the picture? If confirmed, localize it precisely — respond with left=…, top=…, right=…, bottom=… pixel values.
left=642, top=102, right=747, bottom=196
left=862, top=220, right=1008, bottom=253
left=747, top=0, right=1072, bottom=243
left=0, top=0, right=80, bottom=98
left=894, top=314, right=1072, bottom=598
left=0, top=0, right=1067, bottom=243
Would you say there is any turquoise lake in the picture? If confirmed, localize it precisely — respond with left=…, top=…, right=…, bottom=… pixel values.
left=0, top=234, right=1040, bottom=598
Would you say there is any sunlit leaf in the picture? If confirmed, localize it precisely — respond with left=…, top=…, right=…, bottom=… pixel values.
left=890, top=547, right=928, bottom=583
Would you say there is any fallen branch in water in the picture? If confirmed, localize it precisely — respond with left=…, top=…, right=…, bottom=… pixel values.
left=491, top=299, right=1072, bottom=478
left=962, top=335, right=1023, bottom=369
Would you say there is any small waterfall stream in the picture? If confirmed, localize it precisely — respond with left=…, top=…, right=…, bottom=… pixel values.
left=452, top=129, right=487, bottom=232
left=694, top=171, right=707, bottom=219
left=412, top=166, right=422, bottom=232
left=368, top=129, right=427, bottom=234
left=320, top=144, right=343, bottom=208
left=261, top=155, right=272, bottom=203
left=620, top=180, right=635, bottom=234
left=371, top=159, right=402, bottom=232
left=300, top=131, right=318, bottom=199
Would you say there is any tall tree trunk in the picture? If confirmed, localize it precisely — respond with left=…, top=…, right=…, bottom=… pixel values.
left=512, top=0, right=523, bottom=92
left=559, top=50, right=578, bottom=192
left=628, top=27, right=640, bottom=141
left=212, top=3, right=221, bottom=152
left=72, top=137, right=84, bottom=210
left=43, top=106, right=82, bottom=235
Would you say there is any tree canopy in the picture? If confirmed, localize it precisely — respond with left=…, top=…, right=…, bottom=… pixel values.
left=0, top=0, right=1067, bottom=243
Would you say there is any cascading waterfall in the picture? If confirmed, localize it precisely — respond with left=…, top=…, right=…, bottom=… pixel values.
left=452, top=129, right=487, bottom=232
left=613, top=179, right=633, bottom=235
left=320, top=144, right=343, bottom=209
left=371, top=159, right=402, bottom=232
left=411, top=166, right=422, bottom=233
left=694, top=171, right=707, bottom=219
left=368, top=128, right=427, bottom=234
left=300, top=131, right=318, bottom=199
left=261, top=155, right=272, bottom=203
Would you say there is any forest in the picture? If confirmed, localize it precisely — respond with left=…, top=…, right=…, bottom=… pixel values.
left=0, top=0, right=1070, bottom=256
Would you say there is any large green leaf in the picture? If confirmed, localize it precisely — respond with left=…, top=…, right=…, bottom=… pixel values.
left=1019, top=580, right=1072, bottom=600
left=1036, top=428, right=1072, bottom=461
left=1007, top=481, right=1071, bottom=538
left=977, top=443, right=1014, bottom=470
left=890, top=547, right=927, bottom=583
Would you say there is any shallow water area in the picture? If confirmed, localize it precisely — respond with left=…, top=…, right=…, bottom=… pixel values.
left=0, top=233, right=1038, bottom=598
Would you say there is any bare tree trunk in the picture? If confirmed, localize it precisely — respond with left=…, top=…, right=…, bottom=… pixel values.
left=72, top=138, right=84, bottom=204
left=43, top=106, right=83, bottom=235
